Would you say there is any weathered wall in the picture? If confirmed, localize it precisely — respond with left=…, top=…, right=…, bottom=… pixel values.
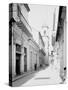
left=29, top=40, right=39, bottom=70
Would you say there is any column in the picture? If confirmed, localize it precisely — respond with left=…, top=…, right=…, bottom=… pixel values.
left=27, top=44, right=30, bottom=71
left=20, top=47, right=24, bottom=73
left=12, top=44, right=16, bottom=77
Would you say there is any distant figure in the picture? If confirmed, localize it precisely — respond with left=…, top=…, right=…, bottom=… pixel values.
left=34, top=64, right=37, bottom=71
left=63, top=67, right=67, bottom=81
left=61, top=67, right=67, bottom=83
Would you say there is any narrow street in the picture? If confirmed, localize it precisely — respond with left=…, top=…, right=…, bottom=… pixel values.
left=9, top=4, right=66, bottom=87
left=12, top=54, right=62, bottom=87
left=22, top=64, right=62, bottom=86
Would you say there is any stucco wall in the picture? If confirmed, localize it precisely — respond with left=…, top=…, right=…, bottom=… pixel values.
left=29, top=40, right=39, bottom=70
left=12, top=22, right=40, bottom=76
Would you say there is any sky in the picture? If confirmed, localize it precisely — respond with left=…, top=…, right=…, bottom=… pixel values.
left=28, top=4, right=59, bottom=52
left=28, top=4, right=58, bottom=31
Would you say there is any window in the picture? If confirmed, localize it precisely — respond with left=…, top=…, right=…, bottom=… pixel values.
left=16, top=44, right=21, bottom=52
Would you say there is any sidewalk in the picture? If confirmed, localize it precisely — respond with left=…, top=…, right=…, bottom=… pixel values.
left=12, top=66, right=48, bottom=86
left=22, top=64, right=62, bottom=86
left=12, top=70, right=36, bottom=82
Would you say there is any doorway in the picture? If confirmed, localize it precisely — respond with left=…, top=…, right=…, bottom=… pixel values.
left=16, top=53, right=21, bottom=75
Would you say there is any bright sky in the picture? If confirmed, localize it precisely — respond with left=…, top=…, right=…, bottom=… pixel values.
left=28, top=4, right=58, bottom=31
left=28, top=4, right=59, bottom=52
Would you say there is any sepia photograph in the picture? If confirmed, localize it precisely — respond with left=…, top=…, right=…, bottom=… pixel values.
left=9, top=3, right=67, bottom=87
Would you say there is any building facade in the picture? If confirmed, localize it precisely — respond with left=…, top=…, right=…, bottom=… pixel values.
left=55, top=6, right=66, bottom=82
left=28, top=38, right=39, bottom=70
left=40, top=26, right=50, bottom=65
left=38, top=32, right=46, bottom=67
left=9, top=3, right=39, bottom=83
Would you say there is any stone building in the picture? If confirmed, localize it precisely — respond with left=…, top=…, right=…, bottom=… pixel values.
left=38, top=32, right=46, bottom=67
left=52, top=7, right=59, bottom=47
left=51, top=7, right=60, bottom=66
left=28, top=38, right=39, bottom=70
left=54, top=6, right=66, bottom=82
left=9, top=3, right=39, bottom=83
left=40, top=26, right=50, bottom=65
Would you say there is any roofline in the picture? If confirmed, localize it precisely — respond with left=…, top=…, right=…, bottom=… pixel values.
left=24, top=4, right=30, bottom=12
left=39, top=32, right=45, bottom=46
left=28, top=38, right=40, bottom=49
